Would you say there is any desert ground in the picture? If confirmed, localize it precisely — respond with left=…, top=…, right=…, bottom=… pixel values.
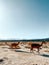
left=0, top=42, right=49, bottom=65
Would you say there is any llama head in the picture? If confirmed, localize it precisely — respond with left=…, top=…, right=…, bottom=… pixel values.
left=42, top=41, right=46, bottom=45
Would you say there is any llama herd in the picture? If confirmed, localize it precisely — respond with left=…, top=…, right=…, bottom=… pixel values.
left=3, top=41, right=46, bottom=53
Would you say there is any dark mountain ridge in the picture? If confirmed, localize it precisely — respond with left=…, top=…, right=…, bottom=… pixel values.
left=0, top=38, right=49, bottom=42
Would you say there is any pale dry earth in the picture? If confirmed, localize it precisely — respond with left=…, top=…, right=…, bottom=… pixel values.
left=0, top=45, right=49, bottom=65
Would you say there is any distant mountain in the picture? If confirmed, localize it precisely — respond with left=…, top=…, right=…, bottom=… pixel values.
left=0, top=38, right=49, bottom=42
left=43, top=38, right=49, bottom=41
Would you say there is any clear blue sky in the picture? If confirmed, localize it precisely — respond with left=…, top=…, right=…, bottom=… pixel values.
left=0, top=0, right=49, bottom=39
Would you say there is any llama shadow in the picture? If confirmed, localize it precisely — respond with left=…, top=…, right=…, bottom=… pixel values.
left=15, top=49, right=49, bottom=58
left=15, top=49, right=30, bottom=53
left=39, top=53, right=49, bottom=58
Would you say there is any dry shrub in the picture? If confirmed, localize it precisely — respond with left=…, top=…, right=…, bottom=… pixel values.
left=25, top=45, right=31, bottom=49
left=44, top=50, right=49, bottom=53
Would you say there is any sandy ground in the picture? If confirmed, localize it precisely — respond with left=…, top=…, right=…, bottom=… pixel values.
left=0, top=45, right=49, bottom=65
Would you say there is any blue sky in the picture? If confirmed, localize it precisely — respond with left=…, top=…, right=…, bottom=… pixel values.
left=0, top=0, right=49, bottom=39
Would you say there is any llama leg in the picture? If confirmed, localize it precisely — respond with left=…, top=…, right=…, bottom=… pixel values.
left=37, top=48, right=39, bottom=52
left=38, top=48, right=40, bottom=54
left=30, top=48, right=34, bottom=53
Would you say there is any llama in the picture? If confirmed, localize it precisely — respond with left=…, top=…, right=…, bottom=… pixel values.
left=5, top=42, right=20, bottom=49
left=11, top=42, right=20, bottom=49
left=30, top=41, right=46, bottom=53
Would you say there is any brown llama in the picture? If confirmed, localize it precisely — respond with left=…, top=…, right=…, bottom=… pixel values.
left=5, top=42, right=20, bottom=49
left=30, top=41, right=46, bottom=53
left=11, top=42, right=20, bottom=49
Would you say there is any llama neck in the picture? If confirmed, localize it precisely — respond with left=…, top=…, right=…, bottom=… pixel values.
left=40, top=42, right=43, bottom=46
